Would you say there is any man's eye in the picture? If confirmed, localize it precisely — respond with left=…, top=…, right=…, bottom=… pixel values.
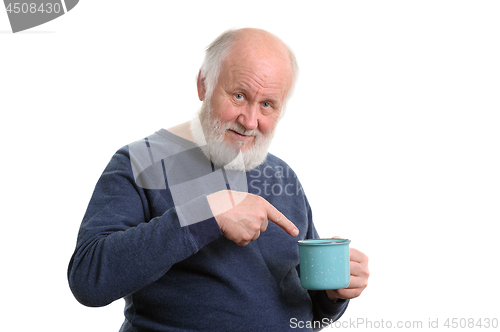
left=262, top=102, right=270, bottom=108
left=235, top=94, right=244, bottom=100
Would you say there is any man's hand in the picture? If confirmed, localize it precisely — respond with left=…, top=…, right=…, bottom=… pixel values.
left=207, top=190, right=299, bottom=246
left=326, top=247, right=369, bottom=301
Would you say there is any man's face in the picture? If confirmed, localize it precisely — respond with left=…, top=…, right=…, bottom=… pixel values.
left=194, top=33, right=294, bottom=171
left=206, top=53, right=292, bottom=153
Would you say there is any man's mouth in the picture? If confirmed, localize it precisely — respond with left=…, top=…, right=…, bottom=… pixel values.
left=228, top=129, right=253, bottom=141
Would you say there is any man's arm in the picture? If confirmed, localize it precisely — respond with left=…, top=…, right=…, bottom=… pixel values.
left=67, top=148, right=222, bottom=307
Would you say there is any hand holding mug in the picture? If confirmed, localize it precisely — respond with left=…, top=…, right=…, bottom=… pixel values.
left=326, top=247, right=369, bottom=301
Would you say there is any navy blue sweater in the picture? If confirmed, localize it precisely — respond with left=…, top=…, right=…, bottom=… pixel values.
left=68, top=129, right=348, bottom=331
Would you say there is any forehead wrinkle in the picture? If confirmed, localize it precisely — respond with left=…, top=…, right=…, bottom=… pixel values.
left=229, top=71, right=287, bottom=104
left=225, top=53, right=289, bottom=85
left=220, top=48, right=291, bottom=109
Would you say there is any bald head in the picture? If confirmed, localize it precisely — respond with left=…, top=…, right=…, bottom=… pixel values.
left=229, top=28, right=294, bottom=65
left=227, top=28, right=295, bottom=88
left=199, top=28, right=298, bottom=104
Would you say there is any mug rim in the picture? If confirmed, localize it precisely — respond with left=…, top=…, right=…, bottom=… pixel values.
left=297, top=238, right=350, bottom=245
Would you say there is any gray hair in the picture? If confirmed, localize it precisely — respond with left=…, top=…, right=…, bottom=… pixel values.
left=198, top=29, right=299, bottom=108
left=199, top=29, right=239, bottom=101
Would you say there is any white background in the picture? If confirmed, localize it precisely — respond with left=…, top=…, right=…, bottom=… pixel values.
left=1, top=1, right=499, bottom=331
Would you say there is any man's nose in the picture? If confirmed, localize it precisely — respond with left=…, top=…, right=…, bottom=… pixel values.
left=236, top=104, right=258, bottom=131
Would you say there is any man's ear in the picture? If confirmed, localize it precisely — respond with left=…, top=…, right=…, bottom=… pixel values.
left=197, top=70, right=206, bottom=101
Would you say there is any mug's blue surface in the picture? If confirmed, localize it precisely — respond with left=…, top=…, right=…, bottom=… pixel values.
left=298, top=239, right=351, bottom=290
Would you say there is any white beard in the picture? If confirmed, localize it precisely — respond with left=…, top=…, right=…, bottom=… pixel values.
left=190, top=99, right=276, bottom=172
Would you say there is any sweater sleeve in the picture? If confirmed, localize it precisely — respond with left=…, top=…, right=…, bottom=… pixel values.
left=67, top=148, right=222, bottom=307
left=310, top=291, right=349, bottom=330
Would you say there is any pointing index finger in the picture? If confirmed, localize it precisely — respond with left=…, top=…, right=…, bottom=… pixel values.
left=265, top=201, right=299, bottom=237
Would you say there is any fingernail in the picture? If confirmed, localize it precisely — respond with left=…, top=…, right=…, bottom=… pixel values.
left=292, top=228, right=299, bottom=236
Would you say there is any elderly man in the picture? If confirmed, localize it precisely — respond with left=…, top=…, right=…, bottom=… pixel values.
left=68, top=28, right=369, bottom=331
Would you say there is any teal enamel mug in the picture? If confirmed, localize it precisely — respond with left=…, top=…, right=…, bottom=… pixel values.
left=298, top=238, right=351, bottom=290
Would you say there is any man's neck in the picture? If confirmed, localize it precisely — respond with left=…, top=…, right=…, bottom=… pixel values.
left=167, top=121, right=194, bottom=142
